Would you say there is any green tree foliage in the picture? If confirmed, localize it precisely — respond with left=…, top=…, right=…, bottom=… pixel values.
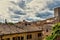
left=46, top=23, right=60, bottom=40
left=8, top=22, right=14, bottom=25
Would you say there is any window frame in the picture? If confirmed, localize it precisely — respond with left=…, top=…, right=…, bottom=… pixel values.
left=38, top=33, right=42, bottom=37
left=27, top=34, right=32, bottom=39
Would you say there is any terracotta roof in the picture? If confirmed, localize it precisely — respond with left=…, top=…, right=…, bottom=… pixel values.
left=0, top=17, right=56, bottom=35
left=0, top=24, right=42, bottom=35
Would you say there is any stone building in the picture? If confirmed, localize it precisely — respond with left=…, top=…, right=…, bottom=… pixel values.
left=54, top=7, right=60, bottom=23
left=0, top=23, right=43, bottom=40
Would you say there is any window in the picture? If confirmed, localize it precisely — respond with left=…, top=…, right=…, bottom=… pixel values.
left=46, top=29, right=48, bottom=32
left=6, top=38, right=10, bottom=40
left=2, top=39, right=4, bottom=40
left=12, top=36, right=24, bottom=40
left=21, top=37, right=24, bottom=40
left=38, top=33, right=42, bottom=37
left=25, top=23, right=27, bottom=26
left=17, top=37, right=20, bottom=40
left=28, top=23, right=31, bottom=25
left=27, top=34, right=32, bottom=39
left=12, top=37, right=17, bottom=40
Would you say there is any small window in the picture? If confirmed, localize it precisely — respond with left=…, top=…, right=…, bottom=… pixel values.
left=46, top=29, right=48, bottom=32
left=12, top=37, right=17, bottom=40
left=28, top=23, right=31, bottom=25
left=17, top=37, right=20, bottom=40
left=25, top=23, right=27, bottom=26
left=6, top=38, right=10, bottom=40
left=38, top=33, right=42, bottom=37
left=27, top=34, right=32, bottom=39
left=21, top=37, right=24, bottom=40
left=2, top=39, right=4, bottom=40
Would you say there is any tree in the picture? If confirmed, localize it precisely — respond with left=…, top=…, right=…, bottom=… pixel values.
left=46, top=23, right=60, bottom=40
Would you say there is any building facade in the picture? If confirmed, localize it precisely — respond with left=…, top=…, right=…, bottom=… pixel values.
left=0, top=31, right=42, bottom=40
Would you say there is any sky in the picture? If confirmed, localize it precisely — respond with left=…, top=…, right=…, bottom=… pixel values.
left=0, top=0, right=60, bottom=23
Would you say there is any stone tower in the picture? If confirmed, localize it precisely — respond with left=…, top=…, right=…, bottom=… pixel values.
left=54, top=7, right=60, bottom=22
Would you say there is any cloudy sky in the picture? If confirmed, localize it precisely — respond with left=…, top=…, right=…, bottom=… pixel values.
left=0, top=0, right=60, bottom=23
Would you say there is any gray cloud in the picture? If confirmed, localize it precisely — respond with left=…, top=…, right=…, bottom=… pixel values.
left=13, top=11, right=26, bottom=15
left=36, top=12, right=54, bottom=19
left=11, top=15, right=20, bottom=18
left=17, top=0, right=26, bottom=9
left=10, top=1, right=17, bottom=5
left=47, top=0, right=60, bottom=10
left=0, top=0, right=60, bottom=22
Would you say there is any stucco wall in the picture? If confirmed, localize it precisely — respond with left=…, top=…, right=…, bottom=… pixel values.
left=0, top=31, right=42, bottom=40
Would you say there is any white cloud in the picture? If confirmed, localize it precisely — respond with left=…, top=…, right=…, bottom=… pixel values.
left=0, top=0, right=60, bottom=22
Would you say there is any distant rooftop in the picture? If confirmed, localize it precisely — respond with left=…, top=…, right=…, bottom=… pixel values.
left=0, top=23, right=42, bottom=36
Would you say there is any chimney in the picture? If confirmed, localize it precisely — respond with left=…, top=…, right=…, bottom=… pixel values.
left=23, top=20, right=26, bottom=22
left=5, top=19, right=7, bottom=24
